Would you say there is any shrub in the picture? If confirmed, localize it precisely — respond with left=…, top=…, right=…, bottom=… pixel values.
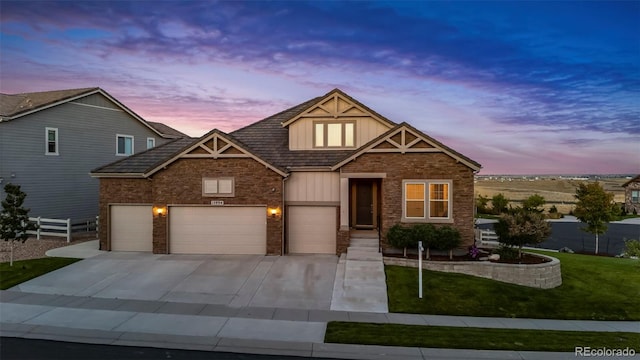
left=433, top=225, right=461, bottom=260
left=549, top=205, right=558, bottom=214
left=476, top=194, right=490, bottom=214
left=411, top=223, right=437, bottom=259
left=522, top=194, right=546, bottom=213
left=623, top=239, right=640, bottom=258
left=493, top=245, right=519, bottom=260
left=386, top=224, right=413, bottom=257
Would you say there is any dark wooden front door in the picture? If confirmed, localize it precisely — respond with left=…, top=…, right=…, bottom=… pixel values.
left=355, top=182, right=374, bottom=228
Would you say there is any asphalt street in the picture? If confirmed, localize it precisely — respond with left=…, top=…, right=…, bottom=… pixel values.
left=0, top=337, right=339, bottom=360
left=478, top=221, right=640, bottom=255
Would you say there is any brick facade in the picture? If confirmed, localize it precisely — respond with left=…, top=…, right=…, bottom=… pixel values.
left=341, top=152, right=476, bottom=252
left=624, top=178, right=640, bottom=214
left=99, top=158, right=284, bottom=254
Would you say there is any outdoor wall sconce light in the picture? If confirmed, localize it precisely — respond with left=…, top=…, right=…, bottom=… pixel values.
left=153, top=206, right=167, bottom=217
left=268, top=207, right=281, bottom=218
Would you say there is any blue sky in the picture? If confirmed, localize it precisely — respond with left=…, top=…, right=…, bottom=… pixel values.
left=1, top=1, right=638, bottom=174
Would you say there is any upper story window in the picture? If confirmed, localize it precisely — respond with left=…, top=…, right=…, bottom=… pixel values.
left=403, top=180, right=452, bottom=222
left=314, top=121, right=355, bottom=148
left=116, top=134, right=134, bottom=156
left=45, top=127, right=59, bottom=155
left=147, top=137, right=156, bottom=149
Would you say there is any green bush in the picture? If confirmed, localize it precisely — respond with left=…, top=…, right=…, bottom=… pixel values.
left=387, top=224, right=413, bottom=257
left=411, top=223, right=437, bottom=259
left=433, top=226, right=461, bottom=259
left=493, top=245, right=519, bottom=260
left=623, top=239, right=640, bottom=258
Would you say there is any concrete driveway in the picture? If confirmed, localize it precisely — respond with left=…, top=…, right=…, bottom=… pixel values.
left=13, top=252, right=338, bottom=310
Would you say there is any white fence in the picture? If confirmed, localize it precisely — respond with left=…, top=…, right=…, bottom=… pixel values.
left=475, top=228, right=499, bottom=247
left=26, top=216, right=99, bottom=243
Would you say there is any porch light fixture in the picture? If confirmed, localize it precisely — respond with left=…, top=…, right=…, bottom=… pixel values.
left=153, top=206, right=166, bottom=217
left=268, top=207, right=280, bottom=218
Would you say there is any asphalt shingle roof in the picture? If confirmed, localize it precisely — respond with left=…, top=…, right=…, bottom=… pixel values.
left=91, top=137, right=196, bottom=175
left=147, top=121, right=189, bottom=138
left=0, top=88, right=98, bottom=118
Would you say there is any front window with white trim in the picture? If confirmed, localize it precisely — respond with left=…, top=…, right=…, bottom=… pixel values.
left=403, top=180, right=452, bottom=221
left=147, top=137, right=156, bottom=149
left=116, top=134, right=134, bottom=156
left=45, top=127, right=59, bottom=155
left=203, top=177, right=234, bottom=197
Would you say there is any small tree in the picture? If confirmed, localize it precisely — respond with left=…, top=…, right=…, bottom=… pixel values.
left=573, top=182, right=616, bottom=254
left=476, top=194, right=490, bottom=215
left=0, top=184, right=38, bottom=266
left=491, top=193, right=509, bottom=214
left=433, top=225, right=461, bottom=260
left=522, top=194, right=546, bottom=213
left=494, top=210, right=551, bottom=259
left=386, top=224, right=413, bottom=257
left=411, top=223, right=437, bottom=259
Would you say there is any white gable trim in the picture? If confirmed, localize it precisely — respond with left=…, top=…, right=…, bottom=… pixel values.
left=144, top=131, right=287, bottom=178
left=331, top=126, right=481, bottom=171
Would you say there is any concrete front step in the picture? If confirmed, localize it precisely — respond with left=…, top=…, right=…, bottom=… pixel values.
left=346, top=249, right=382, bottom=261
left=349, top=238, right=379, bottom=248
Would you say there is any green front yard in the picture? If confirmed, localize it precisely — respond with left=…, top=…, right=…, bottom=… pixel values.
left=386, top=250, right=640, bottom=320
left=325, top=322, right=640, bottom=351
left=0, top=257, right=81, bottom=290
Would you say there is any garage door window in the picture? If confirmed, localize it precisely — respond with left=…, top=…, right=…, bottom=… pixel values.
left=203, top=177, right=234, bottom=197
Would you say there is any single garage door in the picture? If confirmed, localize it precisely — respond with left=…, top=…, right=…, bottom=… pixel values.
left=110, top=205, right=153, bottom=252
left=169, top=206, right=266, bottom=254
left=288, top=206, right=336, bottom=254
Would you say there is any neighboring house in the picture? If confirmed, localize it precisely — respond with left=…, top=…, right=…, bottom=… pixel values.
left=0, top=87, right=187, bottom=223
left=91, top=89, right=481, bottom=255
left=622, top=175, right=640, bottom=214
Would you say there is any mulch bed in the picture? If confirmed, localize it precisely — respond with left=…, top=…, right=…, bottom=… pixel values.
left=384, top=251, right=550, bottom=264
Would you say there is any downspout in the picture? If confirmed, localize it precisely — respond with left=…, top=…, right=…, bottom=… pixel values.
left=282, top=175, right=290, bottom=256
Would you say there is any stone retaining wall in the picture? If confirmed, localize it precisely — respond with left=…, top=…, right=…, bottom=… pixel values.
left=384, top=253, right=562, bottom=289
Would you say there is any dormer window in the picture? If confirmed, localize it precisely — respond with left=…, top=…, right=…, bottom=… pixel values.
left=314, top=121, right=355, bottom=148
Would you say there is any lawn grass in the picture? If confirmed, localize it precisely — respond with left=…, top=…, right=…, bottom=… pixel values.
left=386, top=251, right=640, bottom=320
left=325, top=322, right=640, bottom=352
left=0, top=257, right=81, bottom=290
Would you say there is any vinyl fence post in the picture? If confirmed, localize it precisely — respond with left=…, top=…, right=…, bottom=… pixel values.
left=66, top=218, right=71, bottom=243
left=36, top=217, right=41, bottom=240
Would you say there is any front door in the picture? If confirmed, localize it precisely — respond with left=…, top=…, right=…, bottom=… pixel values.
left=352, top=181, right=378, bottom=229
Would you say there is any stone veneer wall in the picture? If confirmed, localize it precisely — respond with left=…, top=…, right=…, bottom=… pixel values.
left=624, top=179, right=640, bottom=214
left=384, top=253, right=562, bottom=289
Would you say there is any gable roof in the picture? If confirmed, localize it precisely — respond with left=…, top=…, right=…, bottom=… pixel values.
left=281, top=88, right=396, bottom=128
left=230, top=95, right=356, bottom=169
left=0, top=87, right=183, bottom=139
left=92, top=89, right=482, bottom=177
left=330, top=122, right=481, bottom=171
left=147, top=121, right=189, bottom=138
left=0, top=88, right=99, bottom=118
left=622, top=175, right=640, bottom=187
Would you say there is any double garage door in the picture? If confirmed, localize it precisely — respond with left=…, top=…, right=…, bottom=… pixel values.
left=109, top=205, right=266, bottom=254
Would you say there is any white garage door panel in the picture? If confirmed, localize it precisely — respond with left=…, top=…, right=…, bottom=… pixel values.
left=170, top=207, right=266, bottom=254
left=110, top=205, right=153, bottom=252
left=288, top=206, right=336, bottom=254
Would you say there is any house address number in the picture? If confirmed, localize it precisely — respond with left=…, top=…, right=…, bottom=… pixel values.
left=210, top=200, right=224, bottom=205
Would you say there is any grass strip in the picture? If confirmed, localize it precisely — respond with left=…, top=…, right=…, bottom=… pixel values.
left=325, top=322, right=640, bottom=352
left=0, top=257, right=81, bottom=290
left=386, top=251, right=640, bottom=320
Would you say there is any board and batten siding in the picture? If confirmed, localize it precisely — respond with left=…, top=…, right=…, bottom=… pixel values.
left=288, top=117, right=392, bottom=150
left=0, top=94, right=168, bottom=221
left=285, top=172, right=340, bottom=202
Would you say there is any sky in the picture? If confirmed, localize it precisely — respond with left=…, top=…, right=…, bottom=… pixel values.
left=0, top=1, right=638, bottom=175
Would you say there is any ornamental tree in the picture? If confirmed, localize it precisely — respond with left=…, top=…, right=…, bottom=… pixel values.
left=494, top=209, right=551, bottom=259
left=491, top=193, right=509, bottom=214
left=573, top=182, right=616, bottom=254
left=0, top=184, right=38, bottom=266
left=522, top=194, right=546, bottom=213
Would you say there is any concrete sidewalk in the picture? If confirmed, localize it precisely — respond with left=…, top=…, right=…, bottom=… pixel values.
left=1, top=290, right=638, bottom=360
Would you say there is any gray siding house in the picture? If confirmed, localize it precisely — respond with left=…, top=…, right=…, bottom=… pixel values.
left=0, top=87, right=188, bottom=222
